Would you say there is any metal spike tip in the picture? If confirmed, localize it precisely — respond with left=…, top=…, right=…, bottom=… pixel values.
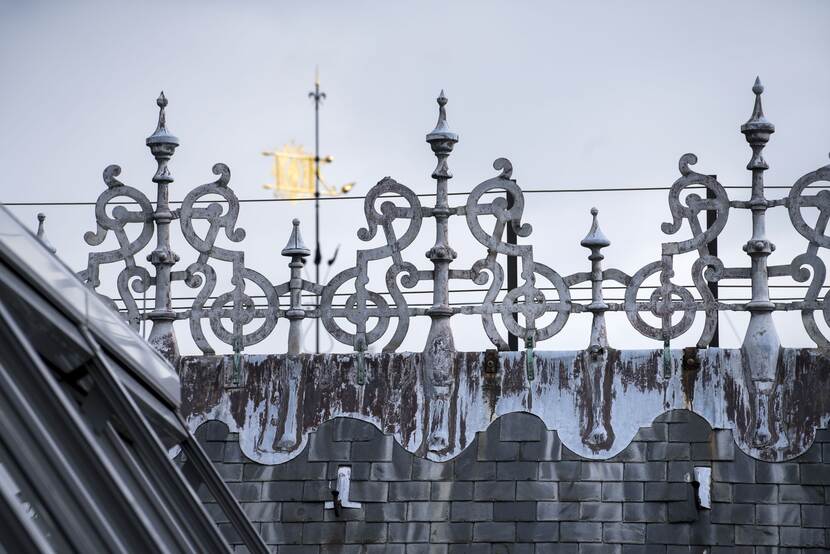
left=438, top=90, right=447, bottom=105
left=157, top=91, right=168, bottom=108
left=282, top=218, right=311, bottom=257
left=752, top=77, right=763, bottom=95
left=581, top=207, right=610, bottom=249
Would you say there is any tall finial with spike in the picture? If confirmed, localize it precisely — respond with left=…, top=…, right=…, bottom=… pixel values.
left=740, top=77, right=780, bottom=449
left=424, top=90, right=460, bottom=454
left=145, top=92, right=181, bottom=361
left=580, top=207, right=613, bottom=450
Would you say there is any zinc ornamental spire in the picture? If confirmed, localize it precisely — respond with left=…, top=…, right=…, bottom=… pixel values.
left=146, top=92, right=181, bottom=360
left=740, top=77, right=780, bottom=448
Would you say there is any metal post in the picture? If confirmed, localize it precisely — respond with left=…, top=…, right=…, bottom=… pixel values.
left=309, top=71, right=326, bottom=354
left=706, top=183, right=719, bottom=347
left=282, top=219, right=310, bottom=355
left=506, top=191, right=518, bottom=351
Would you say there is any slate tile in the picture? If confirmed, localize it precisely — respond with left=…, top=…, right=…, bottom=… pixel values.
left=450, top=501, right=493, bottom=522
left=496, top=461, right=537, bottom=480
left=516, top=521, right=559, bottom=542
left=560, top=522, right=602, bottom=542
left=710, top=503, right=754, bottom=524
left=499, top=412, right=544, bottom=442
left=453, top=447, right=496, bottom=481
left=646, top=523, right=690, bottom=544
left=535, top=544, right=578, bottom=554
left=301, top=522, right=346, bottom=544
left=800, top=504, right=826, bottom=527
left=801, top=463, right=830, bottom=485
left=369, top=447, right=412, bottom=481
left=520, top=431, right=562, bottom=461
left=624, top=462, right=666, bottom=481
left=431, top=481, right=473, bottom=501
left=344, top=521, right=387, bottom=544
left=473, top=521, right=516, bottom=542
left=610, top=442, right=647, bottom=462
left=389, top=481, right=429, bottom=501
left=623, top=503, right=667, bottom=523
left=261, top=522, right=303, bottom=544
left=388, top=522, right=430, bottom=543
left=602, top=482, right=643, bottom=502
left=364, top=502, right=406, bottom=522
left=537, top=502, right=579, bottom=521
left=603, top=522, right=646, bottom=544
left=350, top=435, right=394, bottom=462
left=647, top=443, right=690, bottom=461
left=633, top=423, right=668, bottom=442
left=579, top=502, right=622, bottom=522
left=516, top=481, right=558, bottom=501
left=733, top=483, right=777, bottom=504
left=263, top=481, right=304, bottom=502
left=755, top=461, right=798, bottom=483
left=473, top=481, right=515, bottom=501
left=493, top=501, right=536, bottom=522
left=538, top=461, right=581, bottom=481
left=712, top=451, right=755, bottom=483
left=644, top=482, right=688, bottom=501
left=283, top=502, right=324, bottom=522
left=478, top=427, right=520, bottom=461
left=408, top=501, right=449, bottom=522
left=580, top=462, right=623, bottom=481
left=779, top=526, right=826, bottom=548
left=687, top=521, right=734, bottom=546
left=429, top=522, right=473, bottom=543
left=734, top=525, right=779, bottom=546
left=756, top=504, right=800, bottom=526
left=332, top=417, right=378, bottom=442
left=349, top=481, right=388, bottom=503
left=559, top=482, right=601, bottom=502
left=779, top=484, right=824, bottom=503
left=308, top=435, right=351, bottom=462
left=412, top=457, right=452, bottom=481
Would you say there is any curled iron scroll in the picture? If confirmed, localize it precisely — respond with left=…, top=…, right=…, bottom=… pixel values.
left=81, top=164, right=155, bottom=328
left=180, top=163, right=279, bottom=353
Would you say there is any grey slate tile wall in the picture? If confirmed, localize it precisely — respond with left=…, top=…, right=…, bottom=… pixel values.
left=192, top=411, right=830, bottom=553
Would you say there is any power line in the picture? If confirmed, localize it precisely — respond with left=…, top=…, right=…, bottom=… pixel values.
left=4, top=184, right=826, bottom=208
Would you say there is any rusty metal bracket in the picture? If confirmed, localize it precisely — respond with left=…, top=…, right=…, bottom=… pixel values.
left=483, top=349, right=500, bottom=389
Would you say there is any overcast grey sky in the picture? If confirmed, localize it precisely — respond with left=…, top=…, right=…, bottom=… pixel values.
left=2, top=0, right=829, bottom=354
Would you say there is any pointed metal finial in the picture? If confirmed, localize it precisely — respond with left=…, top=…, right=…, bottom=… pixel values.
left=146, top=91, right=179, bottom=147
left=35, top=213, right=56, bottom=254
left=741, top=77, right=775, bottom=137
left=581, top=207, right=611, bottom=250
left=282, top=218, right=311, bottom=257
left=426, top=90, right=459, bottom=143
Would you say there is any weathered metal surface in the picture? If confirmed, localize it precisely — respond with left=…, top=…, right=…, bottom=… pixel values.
left=179, top=348, right=830, bottom=463
left=83, top=79, right=830, bottom=461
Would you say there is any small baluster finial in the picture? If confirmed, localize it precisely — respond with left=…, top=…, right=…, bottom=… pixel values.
left=283, top=219, right=310, bottom=355
left=35, top=213, right=56, bottom=254
left=581, top=207, right=610, bottom=354
left=146, top=91, right=179, bottom=148
left=741, top=77, right=775, bottom=171
left=426, top=90, right=459, bottom=144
